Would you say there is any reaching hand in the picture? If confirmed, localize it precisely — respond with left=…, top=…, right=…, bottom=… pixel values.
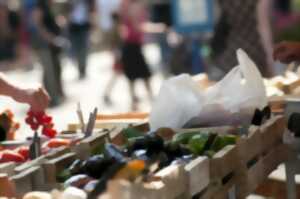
left=23, top=87, right=50, bottom=112
left=273, top=41, right=300, bottom=64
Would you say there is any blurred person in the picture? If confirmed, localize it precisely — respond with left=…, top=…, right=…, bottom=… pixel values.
left=103, top=13, right=123, bottom=106
left=67, top=0, right=95, bottom=80
left=273, top=41, right=300, bottom=63
left=0, top=1, right=21, bottom=69
left=210, top=0, right=274, bottom=78
left=30, top=0, right=66, bottom=107
left=95, top=0, right=121, bottom=49
left=0, top=73, right=49, bottom=112
left=120, top=0, right=152, bottom=111
left=149, top=0, right=172, bottom=76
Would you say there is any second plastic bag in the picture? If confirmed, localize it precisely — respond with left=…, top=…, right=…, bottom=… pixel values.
left=150, top=49, right=268, bottom=130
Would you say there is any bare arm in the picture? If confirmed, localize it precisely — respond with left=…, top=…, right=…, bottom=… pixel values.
left=0, top=73, right=50, bottom=111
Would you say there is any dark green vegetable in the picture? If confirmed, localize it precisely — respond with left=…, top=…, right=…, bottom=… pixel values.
left=202, top=133, right=218, bottom=152
left=56, top=169, right=72, bottom=183
left=123, top=128, right=144, bottom=139
left=188, top=134, right=209, bottom=155
left=104, top=143, right=126, bottom=163
left=204, top=150, right=216, bottom=158
left=81, top=155, right=115, bottom=179
left=172, top=131, right=203, bottom=145
left=127, top=134, right=164, bottom=157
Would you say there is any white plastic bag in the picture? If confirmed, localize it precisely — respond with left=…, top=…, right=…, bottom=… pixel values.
left=149, top=49, right=267, bottom=130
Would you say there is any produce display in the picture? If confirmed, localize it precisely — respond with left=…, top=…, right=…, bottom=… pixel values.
left=0, top=50, right=294, bottom=199
left=53, top=127, right=238, bottom=199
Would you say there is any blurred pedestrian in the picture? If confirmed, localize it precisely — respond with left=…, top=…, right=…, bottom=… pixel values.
left=121, top=0, right=152, bottom=111
left=149, top=0, right=172, bottom=76
left=67, top=0, right=95, bottom=80
left=103, top=13, right=123, bottom=105
left=30, top=0, right=66, bottom=107
left=0, top=1, right=20, bottom=69
left=96, top=0, right=121, bottom=48
left=210, top=0, right=274, bottom=78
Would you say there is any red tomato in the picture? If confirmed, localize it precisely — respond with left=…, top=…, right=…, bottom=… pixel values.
left=42, top=127, right=57, bottom=138
left=45, top=138, right=71, bottom=148
left=16, top=147, right=29, bottom=160
left=0, top=150, right=25, bottom=163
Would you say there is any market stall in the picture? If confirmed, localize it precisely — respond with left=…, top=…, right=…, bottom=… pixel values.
left=0, top=49, right=299, bottom=199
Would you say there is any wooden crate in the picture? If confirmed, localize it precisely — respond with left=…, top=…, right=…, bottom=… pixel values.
left=208, top=145, right=239, bottom=199
left=236, top=116, right=288, bottom=198
left=1, top=117, right=288, bottom=199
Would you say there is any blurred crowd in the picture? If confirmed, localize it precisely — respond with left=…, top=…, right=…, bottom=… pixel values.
left=0, top=0, right=299, bottom=110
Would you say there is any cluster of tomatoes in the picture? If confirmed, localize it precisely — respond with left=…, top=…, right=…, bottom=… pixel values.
left=0, top=109, right=75, bottom=163
left=25, top=110, right=57, bottom=138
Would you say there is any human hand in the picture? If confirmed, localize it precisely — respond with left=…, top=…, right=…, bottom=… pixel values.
left=273, top=41, right=300, bottom=64
left=23, top=87, right=50, bottom=112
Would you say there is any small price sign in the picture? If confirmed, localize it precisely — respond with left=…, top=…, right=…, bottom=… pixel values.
left=172, top=0, right=214, bottom=33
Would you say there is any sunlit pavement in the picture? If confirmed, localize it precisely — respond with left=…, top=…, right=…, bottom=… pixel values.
left=0, top=44, right=163, bottom=139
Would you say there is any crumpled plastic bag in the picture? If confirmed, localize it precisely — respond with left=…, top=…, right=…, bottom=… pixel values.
left=149, top=49, right=268, bottom=130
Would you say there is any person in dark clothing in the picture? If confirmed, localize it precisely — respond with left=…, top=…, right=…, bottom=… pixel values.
left=150, top=0, right=172, bottom=76
left=210, top=0, right=274, bottom=79
left=68, top=0, right=95, bottom=79
left=0, top=2, right=21, bottom=66
left=31, top=0, right=66, bottom=107
left=121, top=0, right=152, bottom=111
left=275, top=0, right=291, bottom=14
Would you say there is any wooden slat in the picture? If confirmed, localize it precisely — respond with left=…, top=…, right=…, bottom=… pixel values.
left=259, top=116, right=285, bottom=153
left=210, top=145, right=238, bottom=180
left=155, top=164, right=189, bottom=199
left=185, top=157, right=210, bottom=196
left=97, top=113, right=149, bottom=120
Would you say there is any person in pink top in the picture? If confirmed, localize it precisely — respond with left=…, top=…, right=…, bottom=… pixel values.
left=120, top=0, right=152, bottom=111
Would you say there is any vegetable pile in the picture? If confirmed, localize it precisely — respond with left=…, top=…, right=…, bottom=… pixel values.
left=57, top=128, right=238, bottom=199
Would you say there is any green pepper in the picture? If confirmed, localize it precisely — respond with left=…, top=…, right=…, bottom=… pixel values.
left=204, top=150, right=216, bottom=158
left=172, top=131, right=205, bottom=145
left=210, top=135, right=237, bottom=152
left=210, top=136, right=224, bottom=152
left=222, top=135, right=237, bottom=145
left=187, top=134, right=209, bottom=155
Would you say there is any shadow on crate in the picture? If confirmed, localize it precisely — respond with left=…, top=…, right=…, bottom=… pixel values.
left=255, top=178, right=300, bottom=199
